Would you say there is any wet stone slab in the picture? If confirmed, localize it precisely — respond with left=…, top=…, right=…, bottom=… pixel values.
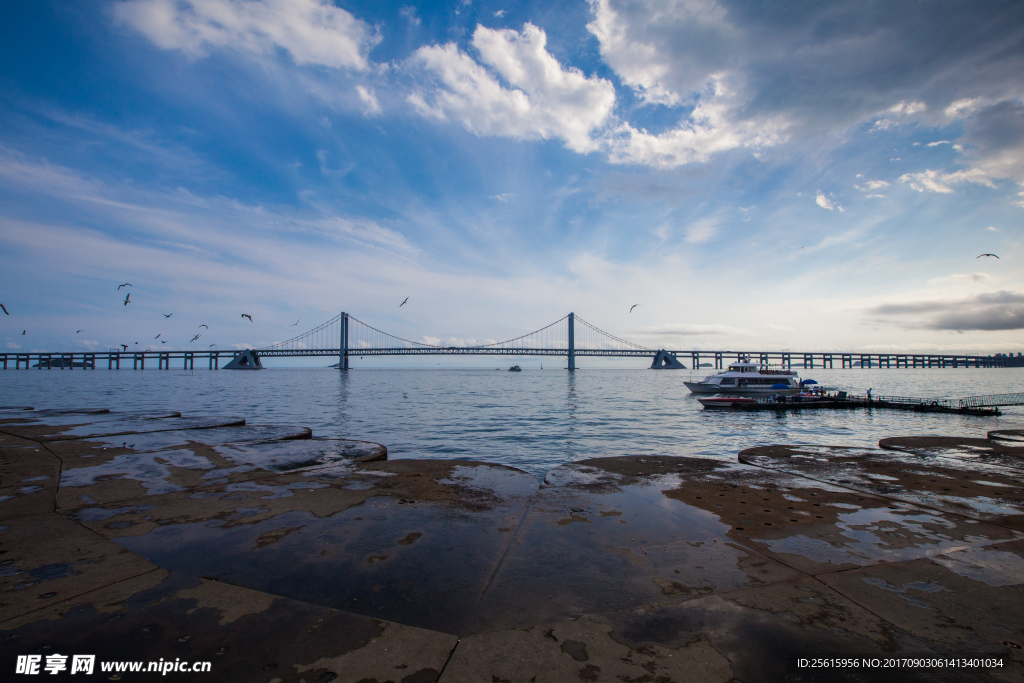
left=71, top=460, right=538, bottom=635
left=880, top=436, right=1024, bottom=463
left=819, top=538, right=1024, bottom=676
left=54, top=437, right=384, bottom=513
left=469, top=458, right=801, bottom=634
left=0, top=513, right=157, bottom=623
left=0, top=569, right=458, bottom=683
left=0, top=410, right=181, bottom=426
left=0, top=416, right=246, bottom=442
left=45, top=424, right=313, bottom=473
left=542, top=456, right=1023, bottom=578
left=991, top=430, right=1024, bottom=444
left=445, top=577, right=980, bottom=683
left=739, top=445, right=1024, bottom=531
left=0, top=444, right=59, bottom=520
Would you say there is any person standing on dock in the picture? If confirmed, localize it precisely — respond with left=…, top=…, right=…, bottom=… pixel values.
left=867, top=388, right=872, bottom=402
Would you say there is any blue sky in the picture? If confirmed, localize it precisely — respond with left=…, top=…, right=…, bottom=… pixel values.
left=1, top=0, right=1022, bottom=360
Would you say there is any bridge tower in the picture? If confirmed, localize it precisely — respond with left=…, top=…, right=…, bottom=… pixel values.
left=339, top=312, right=349, bottom=370
left=568, top=312, right=575, bottom=371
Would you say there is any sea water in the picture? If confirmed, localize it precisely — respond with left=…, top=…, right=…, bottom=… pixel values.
left=2, top=367, right=1022, bottom=477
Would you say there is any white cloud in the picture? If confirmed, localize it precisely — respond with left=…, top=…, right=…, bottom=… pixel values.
left=113, top=0, right=379, bottom=70
left=926, top=272, right=991, bottom=285
left=945, top=98, right=982, bottom=118
left=356, top=85, right=382, bottom=115
left=815, top=191, right=843, bottom=212
left=494, top=10, right=505, bottom=18
left=399, top=5, right=421, bottom=26
left=854, top=179, right=889, bottom=191
left=408, top=24, right=616, bottom=153
left=927, top=140, right=950, bottom=147
left=898, top=168, right=995, bottom=194
left=889, top=100, right=927, bottom=116
left=683, top=217, right=717, bottom=243
left=585, top=0, right=732, bottom=107
left=987, top=226, right=1000, bottom=232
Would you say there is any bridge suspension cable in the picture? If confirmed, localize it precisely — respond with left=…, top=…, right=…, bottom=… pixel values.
left=347, top=315, right=442, bottom=350
left=574, top=315, right=652, bottom=352
left=260, top=314, right=342, bottom=351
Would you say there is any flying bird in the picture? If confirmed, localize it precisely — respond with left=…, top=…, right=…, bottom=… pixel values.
left=241, top=314, right=253, bottom=322
left=199, top=324, right=208, bottom=329
left=209, top=344, right=216, bottom=348
left=120, top=344, right=128, bottom=351
left=630, top=304, right=640, bottom=313
left=400, top=297, right=408, bottom=307
left=977, top=253, right=1000, bottom=259
left=189, top=334, right=201, bottom=343
left=163, top=313, right=173, bottom=318
left=291, top=319, right=300, bottom=326
left=76, top=330, right=83, bottom=334
left=117, top=283, right=132, bottom=290
left=0, top=303, right=8, bottom=315
left=161, top=340, right=167, bottom=344
left=21, top=330, right=26, bottom=335
left=123, top=293, right=131, bottom=306
left=154, top=333, right=161, bottom=339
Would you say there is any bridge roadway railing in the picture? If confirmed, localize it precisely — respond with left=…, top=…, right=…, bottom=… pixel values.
left=0, top=348, right=1019, bottom=368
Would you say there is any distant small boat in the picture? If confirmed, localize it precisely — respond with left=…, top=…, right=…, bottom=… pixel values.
left=697, top=396, right=757, bottom=408
left=508, top=365, right=522, bottom=372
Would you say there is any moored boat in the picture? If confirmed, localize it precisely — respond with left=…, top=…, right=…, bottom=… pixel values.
left=508, top=365, right=522, bottom=372
left=684, top=360, right=801, bottom=394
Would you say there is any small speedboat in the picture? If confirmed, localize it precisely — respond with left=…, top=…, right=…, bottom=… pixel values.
left=508, top=365, right=522, bottom=372
left=697, top=396, right=758, bottom=408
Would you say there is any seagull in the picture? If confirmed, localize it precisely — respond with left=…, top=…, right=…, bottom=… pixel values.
left=161, top=340, right=167, bottom=344
left=123, top=293, right=131, bottom=306
left=630, top=304, right=640, bottom=313
left=120, top=344, right=128, bottom=351
left=117, top=283, right=132, bottom=290
left=189, top=334, right=200, bottom=343
left=400, top=297, right=408, bottom=307
left=21, top=330, right=26, bottom=335
left=241, top=314, right=253, bottom=322
left=209, top=344, right=216, bottom=348
left=154, top=333, right=161, bottom=339
left=163, top=313, right=173, bottom=318
left=0, top=303, right=8, bottom=315
left=199, top=325, right=208, bottom=329
left=977, top=253, right=1000, bottom=259
left=291, top=319, right=300, bottom=326
left=76, top=330, right=84, bottom=334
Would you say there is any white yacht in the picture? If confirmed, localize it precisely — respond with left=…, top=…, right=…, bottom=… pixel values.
left=684, top=360, right=800, bottom=394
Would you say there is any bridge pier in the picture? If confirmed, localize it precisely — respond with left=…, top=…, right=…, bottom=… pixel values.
left=568, top=312, right=575, bottom=371
left=133, top=353, right=144, bottom=370
left=340, top=312, right=349, bottom=370
left=715, top=352, right=723, bottom=369
left=184, top=353, right=194, bottom=370
left=210, top=352, right=219, bottom=370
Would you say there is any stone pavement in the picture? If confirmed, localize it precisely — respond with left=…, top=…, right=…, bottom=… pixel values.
left=1, top=409, right=1022, bottom=682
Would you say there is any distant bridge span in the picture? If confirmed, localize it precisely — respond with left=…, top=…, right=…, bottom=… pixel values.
left=4, top=312, right=1019, bottom=370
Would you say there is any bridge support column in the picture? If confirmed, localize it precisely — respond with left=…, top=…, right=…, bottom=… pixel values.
left=340, top=312, right=349, bottom=370
left=715, top=352, right=723, bottom=369
left=567, top=312, right=575, bottom=371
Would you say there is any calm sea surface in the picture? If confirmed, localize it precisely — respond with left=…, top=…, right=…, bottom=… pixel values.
left=2, top=367, right=1022, bottom=477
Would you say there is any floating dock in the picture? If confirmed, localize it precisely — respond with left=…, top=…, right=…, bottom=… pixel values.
left=703, top=391, right=1024, bottom=416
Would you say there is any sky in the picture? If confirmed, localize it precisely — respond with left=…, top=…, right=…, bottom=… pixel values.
left=1, top=0, right=1022, bottom=362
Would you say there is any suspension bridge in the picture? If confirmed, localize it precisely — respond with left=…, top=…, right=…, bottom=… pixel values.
left=1, top=312, right=1020, bottom=370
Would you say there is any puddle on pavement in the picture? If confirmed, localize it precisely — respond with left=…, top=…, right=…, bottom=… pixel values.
left=739, top=444, right=1024, bottom=530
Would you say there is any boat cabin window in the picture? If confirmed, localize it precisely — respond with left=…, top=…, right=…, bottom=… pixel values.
left=719, top=378, right=736, bottom=385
